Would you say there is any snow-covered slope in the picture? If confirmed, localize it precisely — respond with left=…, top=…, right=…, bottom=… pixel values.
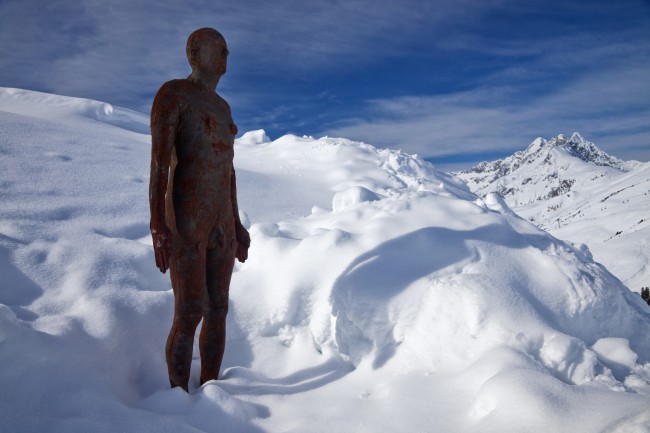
left=1, top=88, right=650, bottom=433
left=534, top=162, right=650, bottom=293
left=456, top=133, right=650, bottom=291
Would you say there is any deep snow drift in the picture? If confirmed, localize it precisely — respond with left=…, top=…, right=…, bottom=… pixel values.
left=1, top=88, right=650, bottom=433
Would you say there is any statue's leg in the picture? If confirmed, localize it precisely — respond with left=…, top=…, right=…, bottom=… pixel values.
left=166, top=237, right=207, bottom=392
left=199, top=227, right=236, bottom=385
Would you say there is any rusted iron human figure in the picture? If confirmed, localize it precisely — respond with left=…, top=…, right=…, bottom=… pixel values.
left=149, top=28, right=250, bottom=392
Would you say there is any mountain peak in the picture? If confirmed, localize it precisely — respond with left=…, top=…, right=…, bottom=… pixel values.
left=550, top=132, right=628, bottom=169
left=463, top=133, right=632, bottom=181
left=454, top=133, right=638, bottom=206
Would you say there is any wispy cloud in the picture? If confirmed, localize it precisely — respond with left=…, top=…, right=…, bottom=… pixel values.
left=0, top=0, right=501, bottom=111
left=325, top=26, right=650, bottom=166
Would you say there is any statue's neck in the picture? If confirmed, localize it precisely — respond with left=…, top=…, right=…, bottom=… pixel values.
left=188, top=70, right=220, bottom=93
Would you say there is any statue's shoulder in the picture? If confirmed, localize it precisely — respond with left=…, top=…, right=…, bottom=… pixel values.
left=152, top=80, right=193, bottom=122
left=156, top=79, right=191, bottom=100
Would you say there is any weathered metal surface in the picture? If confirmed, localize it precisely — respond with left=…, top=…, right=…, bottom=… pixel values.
left=149, top=28, right=250, bottom=392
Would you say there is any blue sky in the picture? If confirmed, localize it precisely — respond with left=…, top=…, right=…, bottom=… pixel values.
left=1, top=0, right=648, bottom=170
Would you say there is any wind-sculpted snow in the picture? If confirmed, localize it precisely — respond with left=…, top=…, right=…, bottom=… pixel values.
left=1, top=88, right=650, bottom=433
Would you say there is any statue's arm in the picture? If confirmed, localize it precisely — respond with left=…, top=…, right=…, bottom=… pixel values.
left=232, top=168, right=251, bottom=262
left=149, top=82, right=179, bottom=273
left=222, top=98, right=250, bottom=263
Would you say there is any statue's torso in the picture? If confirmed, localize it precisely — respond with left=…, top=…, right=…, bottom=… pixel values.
left=162, top=79, right=237, bottom=236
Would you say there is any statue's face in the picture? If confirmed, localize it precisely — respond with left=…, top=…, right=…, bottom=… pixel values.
left=193, top=35, right=229, bottom=77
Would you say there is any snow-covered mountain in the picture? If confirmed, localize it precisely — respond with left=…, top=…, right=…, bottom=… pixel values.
left=455, top=133, right=649, bottom=291
left=1, top=88, right=650, bottom=433
left=455, top=132, right=639, bottom=206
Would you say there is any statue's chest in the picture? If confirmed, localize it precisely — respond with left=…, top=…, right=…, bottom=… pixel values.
left=178, top=96, right=235, bottom=155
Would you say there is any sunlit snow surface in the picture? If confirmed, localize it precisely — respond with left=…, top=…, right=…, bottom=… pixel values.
left=1, top=88, right=649, bottom=433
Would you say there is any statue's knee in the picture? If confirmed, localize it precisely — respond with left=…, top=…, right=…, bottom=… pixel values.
left=177, top=306, right=203, bottom=328
left=216, top=302, right=229, bottom=318
left=208, top=302, right=228, bottom=320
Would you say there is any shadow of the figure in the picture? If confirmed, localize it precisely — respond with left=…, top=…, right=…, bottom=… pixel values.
left=331, top=223, right=555, bottom=368
left=218, top=356, right=354, bottom=396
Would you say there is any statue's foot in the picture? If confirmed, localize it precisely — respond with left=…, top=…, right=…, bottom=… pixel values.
left=199, top=374, right=219, bottom=386
left=170, top=379, right=189, bottom=393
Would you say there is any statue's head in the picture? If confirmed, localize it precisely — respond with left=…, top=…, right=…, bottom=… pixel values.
left=186, top=28, right=228, bottom=76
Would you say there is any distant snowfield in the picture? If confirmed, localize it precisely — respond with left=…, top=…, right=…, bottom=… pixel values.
left=1, top=88, right=650, bottom=433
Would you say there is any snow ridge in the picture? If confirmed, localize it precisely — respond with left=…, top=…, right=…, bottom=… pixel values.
left=233, top=130, right=472, bottom=223
left=460, top=133, right=635, bottom=182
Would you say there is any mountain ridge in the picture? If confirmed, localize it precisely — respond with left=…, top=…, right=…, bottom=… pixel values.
left=461, top=132, right=639, bottom=181
left=454, top=132, right=640, bottom=206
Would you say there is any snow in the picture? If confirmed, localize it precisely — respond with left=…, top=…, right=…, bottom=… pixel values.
left=456, top=133, right=650, bottom=292
left=1, top=87, right=650, bottom=433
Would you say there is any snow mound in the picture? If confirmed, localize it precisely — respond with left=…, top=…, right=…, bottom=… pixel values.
left=233, top=132, right=471, bottom=223
left=0, top=87, right=150, bottom=134
left=238, top=129, right=271, bottom=145
left=1, top=88, right=650, bottom=433
left=332, top=186, right=382, bottom=211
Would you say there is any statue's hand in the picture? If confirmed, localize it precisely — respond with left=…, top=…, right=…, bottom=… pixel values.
left=236, top=242, right=248, bottom=263
left=151, top=223, right=173, bottom=273
left=235, top=223, right=250, bottom=263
